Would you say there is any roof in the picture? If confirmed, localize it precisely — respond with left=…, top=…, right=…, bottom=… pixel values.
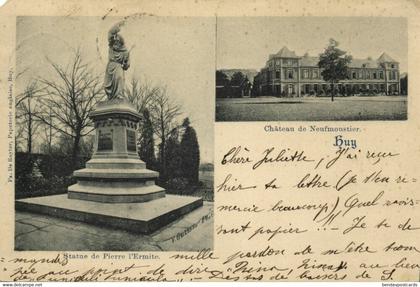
left=273, top=46, right=299, bottom=58
left=300, top=54, right=397, bottom=68
left=301, top=55, right=319, bottom=66
left=348, top=58, right=379, bottom=68
left=261, top=48, right=399, bottom=71
left=378, top=52, right=397, bottom=63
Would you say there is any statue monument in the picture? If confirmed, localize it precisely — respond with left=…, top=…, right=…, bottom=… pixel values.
left=16, top=23, right=203, bottom=234
left=104, top=22, right=130, bottom=100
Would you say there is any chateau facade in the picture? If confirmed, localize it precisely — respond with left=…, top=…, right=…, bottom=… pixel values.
left=253, top=47, right=401, bottom=97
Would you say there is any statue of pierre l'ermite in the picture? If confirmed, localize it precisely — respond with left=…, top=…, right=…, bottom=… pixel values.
left=104, top=21, right=130, bottom=100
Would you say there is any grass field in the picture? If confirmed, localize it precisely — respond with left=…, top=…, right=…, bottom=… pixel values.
left=216, top=96, right=407, bottom=121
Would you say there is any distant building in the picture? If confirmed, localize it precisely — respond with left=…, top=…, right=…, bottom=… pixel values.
left=254, top=46, right=401, bottom=97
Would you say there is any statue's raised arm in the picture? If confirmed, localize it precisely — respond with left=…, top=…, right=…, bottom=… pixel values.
left=104, top=21, right=130, bottom=100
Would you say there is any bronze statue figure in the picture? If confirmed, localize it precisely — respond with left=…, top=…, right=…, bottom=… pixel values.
left=104, top=22, right=130, bottom=100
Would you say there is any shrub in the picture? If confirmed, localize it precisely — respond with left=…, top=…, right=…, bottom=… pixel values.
left=166, top=177, right=189, bottom=192
left=15, top=175, right=75, bottom=199
left=15, top=152, right=88, bottom=199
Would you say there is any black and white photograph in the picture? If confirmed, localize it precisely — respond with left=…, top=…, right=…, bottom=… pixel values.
left=216, top=17, right=408, bottom=121
left=14, top=16, right=214, bottom=251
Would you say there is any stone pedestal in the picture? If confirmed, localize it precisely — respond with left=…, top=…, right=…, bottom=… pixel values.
left=16, top=99, right=203, bottom=234
left=68, top=99, right=166, bottom=203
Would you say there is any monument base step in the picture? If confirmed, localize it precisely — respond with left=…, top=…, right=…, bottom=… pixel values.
left=15, top=194, right=203, bottom=234
left=68, top=182, right=166, bottom=203
left=73, top=168, right=159, bottom=179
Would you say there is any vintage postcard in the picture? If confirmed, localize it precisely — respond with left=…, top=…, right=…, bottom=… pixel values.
left=0, top=0, right=420, bottom=284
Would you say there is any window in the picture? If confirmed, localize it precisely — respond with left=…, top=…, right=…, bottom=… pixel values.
left=358, top=71, right=362, bottom=79
left=275, top=71, right=280, bottom=79
left=352, top=72, right=357, bottom=79
left=288, top=70, right=294, bottom=79
left=313, top=70, right=319, bottom=79
left=373, top=72, right=377, bottom=79
left=276, top=60, right=280, bottom=66
left=282, top=59, right=288, bottom=65
left=391, top=64, right=395, bottom=69
left=303, top=69, right=309, bottom=79
left=366, top=71, right=370, bottom=79
left=379, top=71, right=384, bottom=79
left=391, top=71, right=397, bottom=80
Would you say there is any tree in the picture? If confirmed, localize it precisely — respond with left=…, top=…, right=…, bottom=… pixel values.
left=16, top=81, right=42, bottom=154
left=242, top=76, right=251, bottom=97
left=230, top=71, right=246, bottom=87
left=400, top=74, right=408, bottom=95
left=51, top=133, right=94, bottom=157
left=318, top=39, right=352, bottom=101
left=125, top=77, right=160, bottom=114
left=37, top=50, right=104, bottom=168
left=230, top=72, right=248, bottom=98
left=164, top=127, right=183, bottom=181
left=138, top=108, right=156, bottom=169
left=180, top=118, right=200, bottom=185
left=148, top=88, right=182, bottom=180
left=216, top=70, right=229, bottom=87
left=39, top=106, right=59, bottom=155
left=251, top=76, right=260, bottom=97
left=216, top=70, right=230, bottom=98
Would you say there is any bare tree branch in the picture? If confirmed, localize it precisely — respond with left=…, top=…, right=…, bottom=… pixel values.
left=15, top=81, right=43, bottom=153
left=37, top=50, right=105, bottom=164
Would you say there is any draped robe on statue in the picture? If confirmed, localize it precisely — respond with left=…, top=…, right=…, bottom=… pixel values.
left=104, top=24, right=130, bottom=100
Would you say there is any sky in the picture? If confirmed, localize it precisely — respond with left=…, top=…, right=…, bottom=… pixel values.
left=16, top=16, right=215, bottom=163
left=217, top=17, right=408, bottom=73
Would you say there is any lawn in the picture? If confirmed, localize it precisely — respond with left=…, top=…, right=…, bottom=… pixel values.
left=216, top=96, right=407, bottom=121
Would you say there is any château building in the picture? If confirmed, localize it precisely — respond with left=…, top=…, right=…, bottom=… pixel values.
left=253, top=47, right=401, bottom=97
